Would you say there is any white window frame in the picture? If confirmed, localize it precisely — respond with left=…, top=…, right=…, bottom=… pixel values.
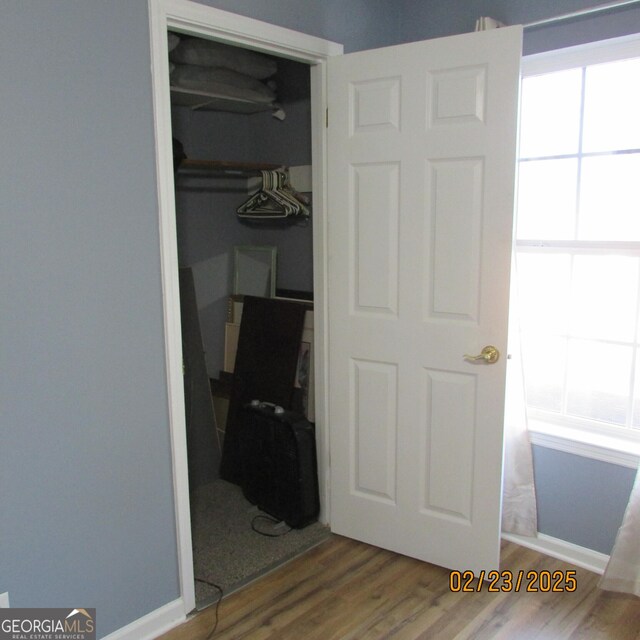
left=518, top=33, right=640, bottom=468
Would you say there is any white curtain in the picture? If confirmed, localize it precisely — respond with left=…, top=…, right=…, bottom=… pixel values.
left=599, top=466, right=640, bottom=596
left=501, top=256, right=538, bottom=536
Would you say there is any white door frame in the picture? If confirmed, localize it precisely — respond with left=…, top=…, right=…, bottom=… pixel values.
left=148, top=0, right=342, bottom=614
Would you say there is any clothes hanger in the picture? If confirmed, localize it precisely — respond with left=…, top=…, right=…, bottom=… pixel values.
left=237, top=169, right=309, bottom=220
left=273, top=170, right=309, bottom=217
left=263, top=170, right=299, bottom=215
left=237, top=170, right=291, bottom=219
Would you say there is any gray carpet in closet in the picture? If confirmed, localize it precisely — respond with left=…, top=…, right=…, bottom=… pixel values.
left=191, top=479, right=331, bottom=610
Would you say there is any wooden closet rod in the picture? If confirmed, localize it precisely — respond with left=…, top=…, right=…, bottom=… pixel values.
left=177, top=159, right=283, bottom=176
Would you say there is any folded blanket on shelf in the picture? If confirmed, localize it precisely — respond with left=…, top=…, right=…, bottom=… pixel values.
left=171, top=36, right=277, bottom=79
left=171, top=64, right=276, bottom=103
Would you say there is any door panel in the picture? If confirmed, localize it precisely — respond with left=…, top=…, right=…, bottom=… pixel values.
left=351, top=162, right=400, bottom=314
left=352, top=358, right=398, bottom=502
left=429, top=158, right=483, bottom=319
left=328, top=27, right=522, bottom=573
left=422, top=368, right=476, bottom=521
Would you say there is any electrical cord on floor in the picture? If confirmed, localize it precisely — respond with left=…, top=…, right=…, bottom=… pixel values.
left=194, top=578, right=223, bottom=639
left=251, top=514, right=292, bottom=537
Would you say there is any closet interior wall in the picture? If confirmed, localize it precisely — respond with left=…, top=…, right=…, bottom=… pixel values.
left=171, top=53, right=314, bottom=381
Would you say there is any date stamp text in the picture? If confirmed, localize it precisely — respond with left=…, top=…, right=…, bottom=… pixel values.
left=449, top=569, right=578, bottom=593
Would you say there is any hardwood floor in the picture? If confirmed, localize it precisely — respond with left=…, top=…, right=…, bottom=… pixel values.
left=157, top=535, right=640, bottom=639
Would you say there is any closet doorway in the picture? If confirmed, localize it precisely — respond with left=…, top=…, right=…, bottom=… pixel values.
left=150, top=0, right=341, bottom=616
left=167, top=30, right=329, bottom=610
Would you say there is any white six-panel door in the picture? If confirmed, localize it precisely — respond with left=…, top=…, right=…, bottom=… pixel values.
left=327, top=26, right=522, bottom=573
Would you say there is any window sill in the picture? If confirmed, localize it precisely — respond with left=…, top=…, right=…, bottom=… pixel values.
left=528, top=419, right=640, bottom=469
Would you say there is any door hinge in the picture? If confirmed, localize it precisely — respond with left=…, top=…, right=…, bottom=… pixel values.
left=326, top=108, right=328, bottom=128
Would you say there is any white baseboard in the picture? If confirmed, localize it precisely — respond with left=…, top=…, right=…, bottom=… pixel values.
left=101, top=598, right=186, bottom=640
left=502, top=531, right=610, bottom=575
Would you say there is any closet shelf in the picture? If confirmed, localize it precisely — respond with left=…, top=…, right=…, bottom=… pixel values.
left=171, top=86, right=275, bottom=114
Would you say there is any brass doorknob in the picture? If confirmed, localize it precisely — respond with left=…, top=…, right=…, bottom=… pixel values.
left=464, top=345, right=500, bottom=364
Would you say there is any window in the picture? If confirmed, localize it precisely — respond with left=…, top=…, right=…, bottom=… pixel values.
left=515, top=35, right=640, bottom=457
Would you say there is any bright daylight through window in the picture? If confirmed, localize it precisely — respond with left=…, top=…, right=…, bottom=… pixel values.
left=515, top=38, right=640, bottom=450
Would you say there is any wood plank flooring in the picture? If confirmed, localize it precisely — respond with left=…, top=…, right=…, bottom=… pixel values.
left=157, top=535, right=640, bottom=640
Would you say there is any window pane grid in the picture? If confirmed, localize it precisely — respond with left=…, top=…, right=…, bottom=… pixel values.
left=517, top=240, right=640, bottom=252
left=574, top=67, right=586, bottom=242
left=518, top=66, right=640, bottom=243
left=517, top=51, right=640, bottom=441
left=517, top=247, right=640, bottom=430
left=628, top=256, right=640, bottom=428
left=520, top=148, right=640, bottom=163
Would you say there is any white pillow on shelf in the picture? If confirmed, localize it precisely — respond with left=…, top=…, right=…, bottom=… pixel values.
left=170, top=37, right=277, bottom=80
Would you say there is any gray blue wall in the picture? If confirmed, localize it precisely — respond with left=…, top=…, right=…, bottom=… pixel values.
left=192, top=0, right=400, bottom=52
left=398, top=0, right=640, bottom=54
left=532, top=447, right=636, bottom=554
left=0, top=2, right=179, bottom=636
left=1, top=0, right=638, bottom=637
